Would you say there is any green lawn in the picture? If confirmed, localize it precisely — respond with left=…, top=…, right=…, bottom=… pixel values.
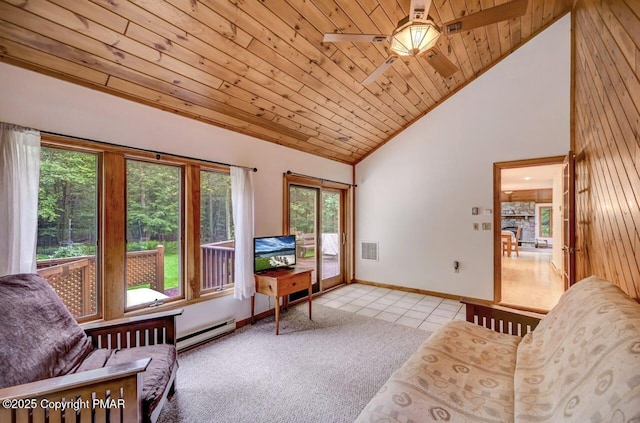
left=126, top=253, right=178, bottom=291
left=163, top=253, right=179, bottom=289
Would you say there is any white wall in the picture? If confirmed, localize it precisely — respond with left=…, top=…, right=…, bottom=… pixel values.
left=355, top=15, right=571, bottom=300
left=0, top=62, right=352, bottom=335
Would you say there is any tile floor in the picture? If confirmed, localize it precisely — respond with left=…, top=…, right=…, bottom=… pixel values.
left=315, top=283, right=466, bottom=332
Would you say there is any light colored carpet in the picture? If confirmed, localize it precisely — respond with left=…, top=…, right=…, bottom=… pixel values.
left=158, top=303, right=432, bottom=423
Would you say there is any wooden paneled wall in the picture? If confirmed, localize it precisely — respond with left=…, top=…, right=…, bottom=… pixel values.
left=501, top=189, right=553, bottom=203
left=573, top=0, right=640, bottom=299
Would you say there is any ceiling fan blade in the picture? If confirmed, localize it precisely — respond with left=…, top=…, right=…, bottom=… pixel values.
left=409, top=0, right=433, bottom=19
left=424, top=49, right=458, bottom=78
left=323, top=33, right=389, bottom=43
left=362, top=56, right=398, bottom=85
left=442, top=0, right=528, bottom=34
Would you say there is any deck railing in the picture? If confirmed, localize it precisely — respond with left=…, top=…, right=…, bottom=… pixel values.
left=201, top=240, right=235, bottom=291
left=36, top=246, right=165, bottom=318
left=36, top=242, right=234, bottom=316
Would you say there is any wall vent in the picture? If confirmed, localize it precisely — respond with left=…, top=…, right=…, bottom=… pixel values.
left=177, top=318, right=236, bottom=351
left=361, top=241, right=379, bottom=261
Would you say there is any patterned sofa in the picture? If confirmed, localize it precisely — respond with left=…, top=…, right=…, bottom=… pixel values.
left=355, top=276, right=640, bottom=422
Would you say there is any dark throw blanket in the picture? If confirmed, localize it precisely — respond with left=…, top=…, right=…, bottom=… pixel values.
left=0, top=273, right=93, bottom=388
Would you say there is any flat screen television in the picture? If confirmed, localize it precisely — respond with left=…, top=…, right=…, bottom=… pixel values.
left=254, top=235, right=297, bottom=273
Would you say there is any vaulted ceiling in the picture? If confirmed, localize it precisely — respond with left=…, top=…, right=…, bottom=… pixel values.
left=0, top=0, right=571, bottom=164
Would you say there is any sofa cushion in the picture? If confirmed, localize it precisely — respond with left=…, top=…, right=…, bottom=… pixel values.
left=514, top=276, right=640, bottom=422
left=355, top=320, right=522, bottom=423
left=75, top=344, right=177, bottom=416
left=0, top=273, right=93, bottom=389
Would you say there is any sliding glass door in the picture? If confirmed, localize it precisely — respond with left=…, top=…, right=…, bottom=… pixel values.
left=320, top=189, right=343, bottom=289
left=288, top=185, right=318, bottom=284
left=286, top=178, right=347, bottom=294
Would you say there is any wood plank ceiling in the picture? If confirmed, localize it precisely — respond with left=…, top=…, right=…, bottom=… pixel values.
left=0, top=0, right=571, bottom=164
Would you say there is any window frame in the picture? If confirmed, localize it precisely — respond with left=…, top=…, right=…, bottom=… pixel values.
left=536, top=203, right=553, bottom=239
left=124, top=156, right=186, bottom=311
left=199, top=166, right=234, bottom=295
left=41, top=135, right=234, bottom=323
left=37, top=141, right=103, bottom=323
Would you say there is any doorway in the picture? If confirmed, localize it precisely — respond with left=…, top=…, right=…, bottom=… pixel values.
left=494, top=156, right=566, bottom=311
left=284, top=174, right=349, bottom=295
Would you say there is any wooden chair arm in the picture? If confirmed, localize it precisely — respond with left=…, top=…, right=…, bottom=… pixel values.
left=82, top=308, right=183, bottom=349
left=0, top=359, right=150, bottom=400
left=0, top=359, right=150, bottom=423
left=461, top=299, right=545, bottom=337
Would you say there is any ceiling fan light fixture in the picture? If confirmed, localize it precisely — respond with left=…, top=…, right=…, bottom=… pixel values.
left=389, top=18, right=441, bottom=56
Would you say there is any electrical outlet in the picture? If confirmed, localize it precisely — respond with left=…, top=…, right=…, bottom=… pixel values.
left=473, top=223, right=479, bottom=231
left=482, top=222, right=492, bottom=230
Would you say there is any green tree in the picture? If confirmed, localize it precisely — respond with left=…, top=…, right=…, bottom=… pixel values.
left=289, top=186, right=316, bottom=234
left=126, top=160, right=180, bottom=244
left=321, top=191, right=339, bottom=233
left=38, top=148, right=97, bottom=253
left=289, top=187, right=340, bottom=235
left=200, top=170, right=233, bottom=244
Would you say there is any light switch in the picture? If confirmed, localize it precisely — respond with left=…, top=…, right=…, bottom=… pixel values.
left=482, top=222, right=492, bottom=230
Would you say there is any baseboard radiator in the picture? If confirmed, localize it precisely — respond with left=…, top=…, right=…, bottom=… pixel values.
left=177, top=318, right=236, bottom=351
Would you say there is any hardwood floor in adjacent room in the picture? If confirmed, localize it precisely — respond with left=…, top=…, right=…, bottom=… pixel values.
left=501, top=250, right=565, bottom=311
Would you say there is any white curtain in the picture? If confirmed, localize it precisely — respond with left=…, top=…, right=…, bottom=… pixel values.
left=0, top=123, right=41, bottom=276
left=231, top=166, right=255, bottom=300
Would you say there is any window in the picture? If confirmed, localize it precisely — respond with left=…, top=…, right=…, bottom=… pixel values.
left=200, top=169, right=234, bottom=292
left=539, top=206, right=553, bottom=238
left=37, top=147, right=99, bottom=320
left=35, top=135, right=237, bottom=321
left=126, top=159, right=182, bottom=308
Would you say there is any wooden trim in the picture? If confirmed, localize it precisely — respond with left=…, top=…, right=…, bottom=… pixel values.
left=103, top=152, right=126, bottom=321
left=284, top=173, right=351, bottom=190
left=282, top=172, right=291, bottom=236
left=351, top=166, right=356, bottom=284
left=186, top=165, right=200, bottom=300
left=353, top=279, right=486, bottom=303
left=493, top=155, right=567, bottom=168
left=493, top=163, right=502, bottom=303
left=493, top=155, right=566, bottom=304
left=570, top=5, right=576, bottom=153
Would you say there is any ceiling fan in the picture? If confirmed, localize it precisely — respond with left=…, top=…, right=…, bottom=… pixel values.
left=323, top=0, right=528, bottom=85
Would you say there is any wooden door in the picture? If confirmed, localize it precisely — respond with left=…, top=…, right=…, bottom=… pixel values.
left=562, top=152, right=576, bottom=288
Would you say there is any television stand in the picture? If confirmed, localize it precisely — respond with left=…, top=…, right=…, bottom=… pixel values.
left=251, top=267, right=313, bottom=335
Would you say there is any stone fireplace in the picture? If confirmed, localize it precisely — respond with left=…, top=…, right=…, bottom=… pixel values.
left=501, top=201, right=536, bottom=246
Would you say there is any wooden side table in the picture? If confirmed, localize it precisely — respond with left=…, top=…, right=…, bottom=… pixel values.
left=251, top=267, right=313, bottom=335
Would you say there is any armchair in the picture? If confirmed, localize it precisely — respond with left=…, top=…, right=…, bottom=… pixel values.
left=0, top=273, right=181, bottom=423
